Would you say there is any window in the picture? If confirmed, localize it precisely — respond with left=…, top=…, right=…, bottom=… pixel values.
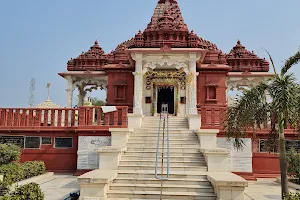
left=42, top=137, right=52, bottom=145
left=25, top=137, right=41, bottom=149
left=116, top=86, right=125, bottom=99
left=114, top=82, right=127, bottom=101
left=180, top=97, right=186, bottom=104
left=205, top=83, right=218, bottom=103
left=208, top=87, right=217, bottom=100
left=54, top=138, right=73, bottom=148
left=145, top=97, right=151, bottom=104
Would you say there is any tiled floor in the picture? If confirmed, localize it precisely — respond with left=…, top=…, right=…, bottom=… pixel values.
left=37, top=175, right=298, bottom=200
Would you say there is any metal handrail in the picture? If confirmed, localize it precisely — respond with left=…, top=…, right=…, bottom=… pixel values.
left=155, top=113, right=170, bottom=181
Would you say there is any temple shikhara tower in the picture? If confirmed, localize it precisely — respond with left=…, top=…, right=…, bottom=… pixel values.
left=59, top=0, right=271, bottom=126
left=2, top=1, right=296, bottom=199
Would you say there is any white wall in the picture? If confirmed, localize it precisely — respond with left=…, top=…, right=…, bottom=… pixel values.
left=217, top=138, right=253, bottom=173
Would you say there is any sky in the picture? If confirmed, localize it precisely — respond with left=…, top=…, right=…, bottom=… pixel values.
left=0, top=0, right=299, bottom=108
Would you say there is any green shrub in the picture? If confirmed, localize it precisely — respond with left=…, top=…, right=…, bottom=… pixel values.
left=22, top=161, right=45, bottom=179
left=0, top=180, right=10, bottom=197
left=0, top=161, right=45, bottom=185
left=287, top=148, right=300, bottom=183
left=0, top=163, right=23, bottom=184
left=0, top=183, right=44, bottom=200
left=284, top=192, right=300, bottom=200
left=0, top=144, right=21, bottom=166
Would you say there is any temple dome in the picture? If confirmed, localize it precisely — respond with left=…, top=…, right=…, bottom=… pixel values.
left=35, top=98, right=61, bottom=108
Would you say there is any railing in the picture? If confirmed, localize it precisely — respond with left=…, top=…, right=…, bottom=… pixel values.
left=0, top=106, right=128, bottom=130
left=155, top=113, right=170, bottom=199
left=200, top=106, right=296, bottom=134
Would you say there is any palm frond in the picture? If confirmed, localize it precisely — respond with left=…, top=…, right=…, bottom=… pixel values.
left=281, top=50, right=300, bottom=75
left=263, top=48, right=277, bottom=75
left=224, top=83, right=269, bottom=149
left=268, top=73, right=299, bottom=125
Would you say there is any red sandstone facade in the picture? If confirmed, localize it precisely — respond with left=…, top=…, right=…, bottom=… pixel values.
left=0, top=0, right=297, bottom=179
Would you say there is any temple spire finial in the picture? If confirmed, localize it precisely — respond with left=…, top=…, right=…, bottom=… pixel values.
left=46, top=83, right=51, bottom=100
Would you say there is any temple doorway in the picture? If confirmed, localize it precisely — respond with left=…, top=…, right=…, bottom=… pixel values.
left=157, top=88, right=174, bottom=114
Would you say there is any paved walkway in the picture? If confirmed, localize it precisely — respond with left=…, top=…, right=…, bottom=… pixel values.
left=37, top=175, right=298, bottom=200
left=245, top=179, right=297, bottom=200
left=36, top=174, right=79, bottom=200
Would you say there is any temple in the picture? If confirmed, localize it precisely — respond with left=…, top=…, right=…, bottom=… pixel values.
left=0, top=1, right=298, bottom=199
left=59, top=0, right=270, bottom=119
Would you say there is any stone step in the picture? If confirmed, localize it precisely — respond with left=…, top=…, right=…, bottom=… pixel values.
left=107, top=190, right=216, bottom=200
left=141, top=124, right=188, bottom=127
left=121, top=155, right=205, bottom=161
left=141, top=124, right=189, bottom=127
left=117, top=169, right=208, bottom=175
left=128, top=136, right=198, bottom=140
left=123, top=151, right=201, bottom=157
left=134, top=128, right=191, bottom=131
left=118, top=165, right=208, bottom=171
left=135, top=129, right=191, bottom=132
left=130, top=134, right=197, bottom=137
left=109, top=183, right=214, bottom=193
left=119, top=160, right=206, bottom=166
left=142, top=120, right=187, bottom=123
left=127, top=143, right=200, bottom=147
left=132, top=131, right=194, bottom=135
left=127, top=144, right=200, bottom=148
left=128, top=138, right=198, bottom=142
left=126, top=147, right=200, bottom=153
left=116, top=170, right=207, bottom=178
left=114, top=177, right=210, bottom=186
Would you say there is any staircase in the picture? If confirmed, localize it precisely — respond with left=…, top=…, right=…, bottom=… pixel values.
left=106, top=116, right=216, bottom=200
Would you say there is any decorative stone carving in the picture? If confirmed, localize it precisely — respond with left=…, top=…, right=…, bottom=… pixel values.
left=143, top=55, right=189, bottom=70
left=227, top=76, right=269, bottom=92
left=227, top=40, right=269, bottom=72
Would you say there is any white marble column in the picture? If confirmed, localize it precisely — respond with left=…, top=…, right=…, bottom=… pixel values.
left=66, top=77, right=74, bottom=108
left=187, top=53, right=198, bottom=115
left=132, top=53, right=144, bottom=115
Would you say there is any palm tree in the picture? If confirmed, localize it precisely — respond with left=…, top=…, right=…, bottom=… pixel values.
left=224, top=50, right=300, bottom=199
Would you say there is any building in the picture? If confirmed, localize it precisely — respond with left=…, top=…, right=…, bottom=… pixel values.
left=0, top=0, right=298, bottom=182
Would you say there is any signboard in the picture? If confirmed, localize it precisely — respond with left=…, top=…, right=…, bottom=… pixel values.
left=286, top=140, right=300, bottom=152
left=0, top=136, right=24, bottom=148
left=25, top=137, right=41, bottom=149
left=77, top=136, right=111, bottom=170
left=217, top=137, right=252, bottom=172
left=42, top=137, right=52, bottom=145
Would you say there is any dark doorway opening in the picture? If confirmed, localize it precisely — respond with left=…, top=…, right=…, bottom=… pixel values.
left=157, top=88, right=174, bottom=114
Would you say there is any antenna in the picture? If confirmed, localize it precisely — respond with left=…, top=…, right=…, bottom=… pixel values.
left=28, top=78, right=36, bottom=108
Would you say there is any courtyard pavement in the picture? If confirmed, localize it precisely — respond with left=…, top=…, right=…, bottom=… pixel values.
left=36, top=174, right=298, bottom=200
left=244, top=179, right=298, bottom=200
left=36, top=174, right=79, bottom=200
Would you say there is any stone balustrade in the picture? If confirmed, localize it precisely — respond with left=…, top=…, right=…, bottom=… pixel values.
left=77, top=169, right=118, bottom=200
left=207, top=172, right=248, bottom=200
left=0, top=106, right=128, bottom=130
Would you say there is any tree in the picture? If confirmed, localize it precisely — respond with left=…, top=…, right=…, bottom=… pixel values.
left=224, top=50, right=300, bottom=199
left=90, top=97, right=106, bottom=106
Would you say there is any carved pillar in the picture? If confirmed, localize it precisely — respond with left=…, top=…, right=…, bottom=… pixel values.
left=66, top=77, right=74, bottom=108
left=187, top=53, right=198, bottom=115
left=132, top=53, right=144, bottom=115
left=176, top=82, right=181, bottom=116
left=78, top=85, right=86, bottom=107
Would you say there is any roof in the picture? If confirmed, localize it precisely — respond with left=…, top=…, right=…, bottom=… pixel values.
left=66, top=0, right=269, bottom=73
left=35, top=98, right=61, bottom=108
